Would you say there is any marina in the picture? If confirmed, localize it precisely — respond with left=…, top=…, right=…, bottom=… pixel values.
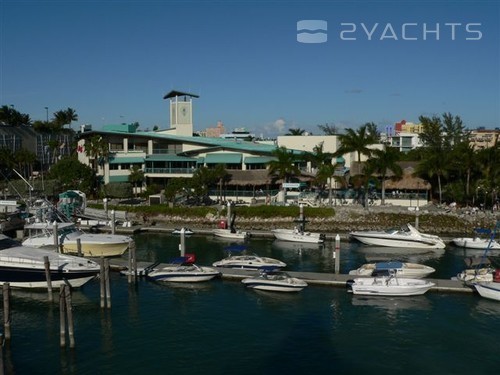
left=1, top=229, right=500, bottom=374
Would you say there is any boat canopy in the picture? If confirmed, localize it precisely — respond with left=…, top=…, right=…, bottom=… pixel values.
left=223, top=245, right=247, bottom=253
left=375, top=261, right=404, bottom=270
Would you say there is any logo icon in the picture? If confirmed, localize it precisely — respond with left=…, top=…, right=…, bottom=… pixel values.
left=297, top=20, right=328, bottom=43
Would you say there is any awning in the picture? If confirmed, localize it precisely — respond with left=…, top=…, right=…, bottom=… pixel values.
left=205, top=153, right=242, bottom=164
left=108, top=175, right=130, bottom=183
left=145, top=155, right=197, bottom=162
left=244, top=156, right=276, bottom=164
left=109, top=157, right=144, bottom=164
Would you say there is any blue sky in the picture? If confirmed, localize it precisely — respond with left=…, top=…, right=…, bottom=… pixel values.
left=1, top=0, right=499, bottom=137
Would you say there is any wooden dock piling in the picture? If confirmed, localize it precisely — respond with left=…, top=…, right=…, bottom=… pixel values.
left=334, top=234, right=340, bottom=274
left=43, top=256, right=53, bottom=302
left=2, top=283, right=11, bottom=342
left=59, top=285, right=66, bottom=348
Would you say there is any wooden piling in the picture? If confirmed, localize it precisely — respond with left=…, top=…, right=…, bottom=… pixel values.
left=127, top=241, right=136, bottom=284
left=65, top=285, right=75, bottom=348
left=3, top=283, right=11, bottom=342
left=111, top=210, right=116, bottom=235
left=43, top=256, right=53, bottom=302
left=59, top=285, right=66, bottom=348
left=76, top=238, right=82, bottom=257
left=53, top=221, right=59, bottom=249
left=104, top=258, right=111, bottom=309
left=100, top=258, right=106, bottom=309
left=334, top=234, right=340, bottom=274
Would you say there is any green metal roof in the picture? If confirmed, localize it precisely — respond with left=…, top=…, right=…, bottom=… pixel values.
left=109, top=157, right=144, bottom=164
left=108, top=175, right=130, bottom=183
left=145, top=155, right=197, bottom=162
left=244, top=156, right=276, bottom=164
left=205, top=153, right=242, bottom=164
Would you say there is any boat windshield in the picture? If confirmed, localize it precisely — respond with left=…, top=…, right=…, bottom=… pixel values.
left=0, top=236, right=22, bottom=250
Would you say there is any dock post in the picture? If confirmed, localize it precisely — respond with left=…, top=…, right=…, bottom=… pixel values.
left=59, top=285, right=66, bottom=348
left=43, top=256, right=53, bottom=302
left=179, top=229, right=186, bottom=257
left=100, top=258, right=106, bottom=309
left=415, top=207, right=420, bottom=230
left=53, top=221, right=59, bottom=249
left=3, top=283, right=11, bottom=342
left=104, top=258, right=111, bottom=309
left=334, top=234, right=340, bottom=274
left=76, top=238, right=82, bottom=257
left=111, top=210, right=116, bottom=235
left=65, top=285, right=75, bottom=348
left=128, top=241, right=137, bottom=284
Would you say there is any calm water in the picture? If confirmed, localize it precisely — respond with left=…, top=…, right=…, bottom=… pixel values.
left=3, top=233, right=500, bottom=375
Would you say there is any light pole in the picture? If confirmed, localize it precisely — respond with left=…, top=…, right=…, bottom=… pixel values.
left=45, top=107, right=48, bottom=122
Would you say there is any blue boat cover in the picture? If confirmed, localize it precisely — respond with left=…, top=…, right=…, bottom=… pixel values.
left=474, top=228, right=492, bottom=235
left=223, top=245, right=248, bottom=252
left=375, top=261, right=403, bottom=270
left=168, top=257, right=190, bottom=264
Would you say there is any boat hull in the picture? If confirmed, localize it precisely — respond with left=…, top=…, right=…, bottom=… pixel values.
left=474, top=282, right=500, bottom=301
left=350, top=233, right=445, bottom=249
left=452, top=237, right=500, bottom=249
left=347, top=277, right=435, bottom=296
left=62, top=237, right=131, bottom=257
left=0, top=266, right=97, bottom=289
left=242, top=279, right=307, bottom=292
left=147, top=266, right=220, bottom=283
left=213, top=229, right=249, bottom=240
left=271, top=229, right=324, bottom=244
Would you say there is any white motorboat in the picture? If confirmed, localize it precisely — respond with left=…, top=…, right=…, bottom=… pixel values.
left=241, top=268, right=307, bottom=292
left=213, top=228, right=250, bottom=240
left=0, top=234, right=100, bottom=289
left=451, top=237, right=500, bottom=250
left=147, top=257, right=220, bottom=283
left=172, top=227, right=194, bottom=235
left=23, top=221, right=133, bottom=257
left=454, top=256, right=498, bottom=283
left=271, top=228, right=325, bottom=244
left=346, top=273, right=435, bottom=296
left=213, top=245, right=286, bottom=270
left=348, top=261, right=435, bottom=278
left=349, top=223, right=446, bottom=249
left=473, top=282, right=500, bottom=302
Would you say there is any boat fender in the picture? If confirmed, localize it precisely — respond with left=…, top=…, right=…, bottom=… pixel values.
left=494, top=269, right=500, bottom=282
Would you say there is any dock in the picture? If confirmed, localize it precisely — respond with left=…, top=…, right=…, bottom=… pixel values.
left=106, top=258, right=475, bottom=294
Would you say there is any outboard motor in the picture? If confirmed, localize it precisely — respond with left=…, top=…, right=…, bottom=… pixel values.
left=346, top=279, right=355, bottom=293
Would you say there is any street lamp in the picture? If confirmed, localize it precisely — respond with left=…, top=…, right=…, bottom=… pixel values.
left=44, top=107, right=48, bottom=122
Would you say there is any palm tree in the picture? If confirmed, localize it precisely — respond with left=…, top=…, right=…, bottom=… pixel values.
left=368, top=147, right=403, bottom=205
left=14, top=148, right=37, bottom=179
left=129, top=166, right=145, bottom=197
left=286, top=128, right=306, bottom=136
left=335, top=123, right=379, bottom=162
left=268, top=146, right=300, bottom=183
left=54, top=107, right=78, bottom=130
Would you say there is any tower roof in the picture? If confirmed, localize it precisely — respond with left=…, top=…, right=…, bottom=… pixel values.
left=163, top=90, right=199, bottom=99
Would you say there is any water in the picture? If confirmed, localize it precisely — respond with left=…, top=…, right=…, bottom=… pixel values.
left=4, top=233, right=500, bottom=374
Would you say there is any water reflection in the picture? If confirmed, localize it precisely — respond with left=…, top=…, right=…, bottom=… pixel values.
left=350, top=295, right=432, bottom=312
left=355, top=245, right=446, bottom=263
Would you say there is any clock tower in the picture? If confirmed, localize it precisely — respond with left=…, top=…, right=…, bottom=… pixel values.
left=163, top=90, right=199, bottom=136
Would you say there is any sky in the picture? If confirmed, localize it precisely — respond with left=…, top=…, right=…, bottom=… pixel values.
left=1, top=0, right=499, bottom=137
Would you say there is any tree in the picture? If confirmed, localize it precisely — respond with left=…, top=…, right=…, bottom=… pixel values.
left=286, top=128, right=306, bottom=136
left=306, top=142, right=335, bottom=202
left=54, top=107, right=78, bottom=130
left=0, top=105, right=31, bottom=126
left=317, top=123, right=338, bottom=135
left=368, top=147, right=403, bottom=205
left=14, top=148, right=37, bottom=179
left=267, top=146, right=300, bottom=183
left=335, top=123, right=379, bottom=162
left=129, top=165, right=145, bottom=197
left=47, top=156, right=94, bottom=194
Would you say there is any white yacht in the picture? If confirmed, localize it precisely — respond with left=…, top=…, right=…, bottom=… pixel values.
left=349, top=223, right=446, bottom=249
